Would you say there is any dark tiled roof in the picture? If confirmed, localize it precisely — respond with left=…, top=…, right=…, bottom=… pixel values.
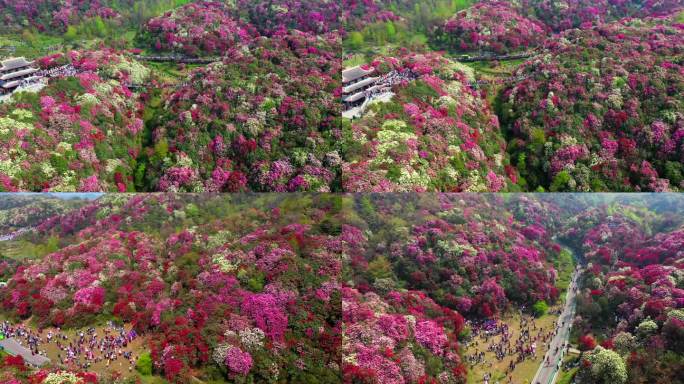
left=343, top=76, right=379, bottom=94
left=342, top=66, right=374, bottom=83
left=0, top=57, right=33, bottom=72
left=343, top=91, right=366, bottom=103
left=0, top=67, right=37, bottom=81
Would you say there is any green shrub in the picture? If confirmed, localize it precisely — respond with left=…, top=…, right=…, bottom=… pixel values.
left=533, top=300, right=549, bottom=317
left=136, top=351, right=153, bottom=375
left=550, top=170, right=572, bottom=192
left=346, top=31, right=365, bottom=51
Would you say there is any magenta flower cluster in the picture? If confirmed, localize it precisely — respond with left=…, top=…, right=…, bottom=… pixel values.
left=225, top=347, right=253, bottom=375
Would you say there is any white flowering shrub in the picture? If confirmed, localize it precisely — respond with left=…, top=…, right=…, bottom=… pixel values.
left=239, top=327, right=266, bottom=349
left=43, top=371, right=80, bottom=384
left=584, top=346, right=628, bottom=384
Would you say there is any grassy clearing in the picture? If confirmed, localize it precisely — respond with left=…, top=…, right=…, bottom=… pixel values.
left=139, top=376, right=170, bottom=384
left=463, top=58, right=525, bottom=76
left=145, top=61, right=195, bottom=83
left=20, top=322, right=147, bottom=379
left=0, top=33, right=66, bottom=57
left=0, top=238, right=58, bottom=261
left=343, top=42, right=405, bottom=65
left=555, top=360, right=579, bottom=384
left=0, top=28, right=138, bottom=60
left=343, top=54, right=368, bottom=68
left=553, top=249, right=576, bottom=292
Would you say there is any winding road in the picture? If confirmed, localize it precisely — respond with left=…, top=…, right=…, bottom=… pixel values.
left=531, top=260, right=582, bottom=384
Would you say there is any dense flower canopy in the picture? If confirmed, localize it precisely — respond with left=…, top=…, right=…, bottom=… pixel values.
left=436, top=1, right=547, bottom=54
left=341, top=0, right=683, bottom=193
left=0, top=194, right=88, bottom=232
left=0, top=194, right=344, bottom=383
left=0, top=0, right=347, bottom=193
left=560, top=202, right=684, bottom=383
left=234, top=0, right=343, bottom=35
left=345, top=194, right=562, bottom=317
left=343, top=287, right=466, bottom=383
left=340, top=0, right=402, bottom=31
left=141, top=1, right=258, bottom=56
left=0, top=0, right=680, bottom=192
left=518, top=0, right=684, bottom=32
left=0, top=0, right=125, bottom=32
left=341, top=51, right=514, bottom=192
left=501, top=17, right=684, bottom=192
left=2, top=194, right=684, bottom=383
left=146, top=30, right=342, bottom=192
left=0, top=50, right=151, bottom=192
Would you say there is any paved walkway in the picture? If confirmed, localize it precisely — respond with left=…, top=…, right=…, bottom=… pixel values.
left=0, top=337, right=51, bottom=366
left=531, top=264, right=582, bottom=384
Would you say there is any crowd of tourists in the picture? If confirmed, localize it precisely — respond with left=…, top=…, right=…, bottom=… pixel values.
left=472, top=268, right=582, bottom=383
left=464, top=312, right=558, bottom=384
left=37, top=64, right=78, bottom=78
left=0, top=321, right=139, bottom=373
